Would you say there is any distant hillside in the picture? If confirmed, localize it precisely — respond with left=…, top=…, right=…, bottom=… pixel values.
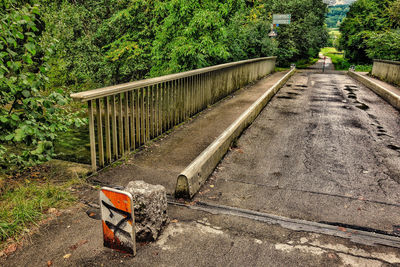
left=326, top=4, right=350, bottom=28
left=335, top=0, right=356, bottom=4
left=324, top=0, right=356, bottom=5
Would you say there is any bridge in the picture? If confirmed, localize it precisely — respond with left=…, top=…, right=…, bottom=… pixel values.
left=3, top=57, right=400, bottom=266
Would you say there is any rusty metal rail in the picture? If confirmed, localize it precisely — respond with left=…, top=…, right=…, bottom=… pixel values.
left=71, top=57, right=277, bottom=171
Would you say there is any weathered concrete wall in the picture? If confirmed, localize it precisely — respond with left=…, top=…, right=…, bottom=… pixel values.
left=372, top=60, right=400, bottom=87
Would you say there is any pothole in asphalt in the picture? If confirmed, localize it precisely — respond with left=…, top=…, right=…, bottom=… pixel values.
left=343, top=119, right=365, bottom=129
left=347, top=94, right=357, bottom=99
left=355, top=102, right=369, bottom=111
left=279, top=110, right=299, bottom=116
left=378, top=133, right=391, bottom=137
left=344, top=88, right=358, bottom=93
left=271, top=172, right=283, bottom=178
left=277, top=96, right=295, bottom=100
left=387, top=144, right=400, bottom=152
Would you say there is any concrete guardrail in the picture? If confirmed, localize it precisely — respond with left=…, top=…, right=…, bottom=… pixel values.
left=348, top=70, right=400, bottom=111
left=372, top=59, right=400, bottom=87
left=175, top=67, right=296, bottom=199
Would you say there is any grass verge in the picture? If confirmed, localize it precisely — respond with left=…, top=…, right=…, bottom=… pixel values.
left=295, top=58, right=319, bottom=69
left=0, top=180, right=76, bottom=245
left=275, top=67, right=290, bottom=72
left=0, top=161, right=90, bottom=250
left=276, top=57, right=318, bottom=71
left=321, top=47, right=372, bottom=72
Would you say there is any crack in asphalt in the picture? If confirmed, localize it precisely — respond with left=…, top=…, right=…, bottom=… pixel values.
left=377, top=177, right=389, bottom=196
left=300, top=243, right=397, bottom=265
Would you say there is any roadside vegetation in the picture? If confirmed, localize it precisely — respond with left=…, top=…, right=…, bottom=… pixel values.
left=295, top=58, right=319, bottom=69
left=0, top=179, right=75, bottom=246
left=324, top=0, right=399, bottom=72
left=327, top=29, right=341, bottom=48
left=1, top=0, right=328, bottom=173
left=338, top=0, right=400, bottom=63
left=321, top=47, right=372, bottom=71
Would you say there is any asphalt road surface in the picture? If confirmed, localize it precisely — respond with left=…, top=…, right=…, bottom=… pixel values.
left=196, top=70, right=400, bottom=234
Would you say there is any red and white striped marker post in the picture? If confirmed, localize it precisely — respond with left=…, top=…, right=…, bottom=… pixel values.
left=99, top=187, right=136, bottom=255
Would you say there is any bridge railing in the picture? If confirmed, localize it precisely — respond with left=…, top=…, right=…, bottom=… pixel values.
left=71, top=57, right=277, bottom=171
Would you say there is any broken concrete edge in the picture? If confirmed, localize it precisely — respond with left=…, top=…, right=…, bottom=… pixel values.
left=168, top=200, right=400, bottom=249
left=348, top=70, right=400, bottom=111
left=175, top=68, right=297, bottom=199
left=125, top=181, right=169, bottom=242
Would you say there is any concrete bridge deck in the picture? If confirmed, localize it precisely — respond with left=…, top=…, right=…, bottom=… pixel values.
left=3, top=69, right=400, bottom=266
left=83, top=71, right=288, bottom=201
left=195, top=70, right=400, bottom=234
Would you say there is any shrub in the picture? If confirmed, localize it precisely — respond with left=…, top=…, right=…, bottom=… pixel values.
left=0, top=1, right=85, bottom=172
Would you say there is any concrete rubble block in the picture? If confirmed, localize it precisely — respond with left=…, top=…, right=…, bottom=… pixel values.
left=125, top=180, right=169, bottom=242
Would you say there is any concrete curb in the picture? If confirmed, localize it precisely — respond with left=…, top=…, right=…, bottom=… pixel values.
left=175, top=68, right=296, bottom=199
left=348, top=70, right=400, bottom=111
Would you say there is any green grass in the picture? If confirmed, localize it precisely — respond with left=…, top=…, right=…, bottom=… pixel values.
left=0, top=181, right=76, bottom=244
left=328, top=30, right=340, bottom=38
left=276, top=57, right=319, bottom=71
left=353, top=65, right=373, bottom=72
left=295, top=58, right=319, bottom=69
left=321, top=47, right=340, bottom=54
left=275, top=67, right=290, bottom=72
left=320, top=47, right=372, bottom=72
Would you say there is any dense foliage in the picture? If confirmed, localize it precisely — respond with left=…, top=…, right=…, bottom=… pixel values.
left=0, top=0, right=84, bottom=172
left=1, top=0, right=328, bottom=172
left=366, top=29, right=400, bottom=60
left=339, top=0, right=400, bottom=63
left=41, top=0, right=328, bottom=89
left=269, top=0, right=329, bottom=66
left=40, top=0, right=276, bottom=88
left=326, top=4, right=350, bottom=28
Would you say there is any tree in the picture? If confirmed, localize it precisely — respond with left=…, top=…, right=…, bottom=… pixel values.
left=389, top=0, right=400, bottom=27
left=270, top=0, right=329, bottom=65
left=366, top=29, right=400, bottom=60
left=326, top=5, right=350, bottom=28
left=339, top=0, right=394, bottom=63
left=40, top=0, right=329, bottom=87
left=0, top=0, right=83, bottom=172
